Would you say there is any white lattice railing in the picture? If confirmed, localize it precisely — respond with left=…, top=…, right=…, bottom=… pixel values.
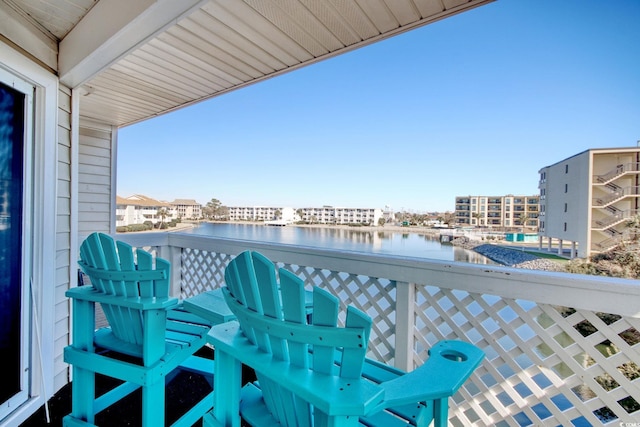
left=118, top=232, right=640, bottom=426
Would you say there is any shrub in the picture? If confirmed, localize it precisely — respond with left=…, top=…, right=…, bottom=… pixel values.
left=127, top=223, right=151, bottom=232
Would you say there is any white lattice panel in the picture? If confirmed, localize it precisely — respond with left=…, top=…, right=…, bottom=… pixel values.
left=161, top=239, right=640, bottom=426
left=415, top=285, right=640, bottom=426
left=181, top=248, right=231, bottom=298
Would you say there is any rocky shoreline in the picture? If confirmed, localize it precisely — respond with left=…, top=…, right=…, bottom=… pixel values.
left=450, top=237, right=563, bottom=272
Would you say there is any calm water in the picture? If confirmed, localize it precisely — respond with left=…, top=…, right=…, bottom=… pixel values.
left=181, top=223, right=496, bottom=265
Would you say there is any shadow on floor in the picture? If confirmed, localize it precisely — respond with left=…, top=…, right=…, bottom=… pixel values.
left=22, top=370, right=213, bottom=427
left=21, top=345, right=258, bottom=427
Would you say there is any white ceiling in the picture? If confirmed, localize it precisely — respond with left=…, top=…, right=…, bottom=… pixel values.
left=7, top=0, right=494, bottom=127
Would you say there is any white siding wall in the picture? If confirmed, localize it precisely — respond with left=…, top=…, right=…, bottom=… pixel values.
left=54, top=86, right=72, bottom=391
left=78, top=120, right=114, bottom=241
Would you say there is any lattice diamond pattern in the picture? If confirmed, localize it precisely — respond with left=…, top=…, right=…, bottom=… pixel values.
left=181, top=248, right=231, bottom=299
left=173, top=245, right=640, bottom=426
left=415, top=285, right=640, bottom=426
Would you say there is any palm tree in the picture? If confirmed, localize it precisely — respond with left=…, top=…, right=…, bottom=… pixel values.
left=472, top=212, right=481, bottom=226
left=156, top=208, right=168, bottom=228
left=517, top=213, right=528, bottom=232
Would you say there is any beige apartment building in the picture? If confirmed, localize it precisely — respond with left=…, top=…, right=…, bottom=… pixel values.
left=116, top=196, right=202, bottom=226
left=171, top=199, right=202, bottom=220
left=455, top=195, right=540, bottom=230
left=116, top=195, right=174, bottom=227
left=538, top=146, right=640, bottom=258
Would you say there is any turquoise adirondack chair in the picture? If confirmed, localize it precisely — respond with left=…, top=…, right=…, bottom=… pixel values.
left=205, top=250, right=484, bottom=427
left=63, top=232, right=214, bottom=427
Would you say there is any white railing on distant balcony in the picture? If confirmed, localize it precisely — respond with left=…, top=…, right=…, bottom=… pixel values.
left=591, top=209, right=639, bottom=229
left=593, top=186, right=640, bottom=207
left=594, top=162, right=640, bottom=184
left=118, top=232, right=640, bottom=426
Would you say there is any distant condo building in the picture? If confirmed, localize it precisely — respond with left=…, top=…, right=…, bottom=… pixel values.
left=538, top=146, right=640, bottom=258
left=116, top=195, right=174, bottom=227
left=455, top=195, right=540, bottom=230
left=170, top=199, right=202, bottom=219
left=227, top=206, right=295, bottom=222
left=227, top=205, right=382, bottom=225
left=116, top=195, right=202, bottom=226
left=298, top=206, right=382, bottom=225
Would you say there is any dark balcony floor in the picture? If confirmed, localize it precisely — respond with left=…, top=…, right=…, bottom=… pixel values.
left=20, top=347, right=254, bottom=427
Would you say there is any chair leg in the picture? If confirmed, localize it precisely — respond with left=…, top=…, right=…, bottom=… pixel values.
left=142, top=382, right=164, bottom=427
left=433, top=398, right=449, bottom=427
left=213, top=350, right=242, bottom=427
left=70, top=365, right=96, bottom=425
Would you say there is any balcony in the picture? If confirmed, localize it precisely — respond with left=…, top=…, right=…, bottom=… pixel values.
left=118, top=232, right=640, bottom=426
left=594, top=162, right=640, bottom=185
left=593, top=186, right=640, bottom=207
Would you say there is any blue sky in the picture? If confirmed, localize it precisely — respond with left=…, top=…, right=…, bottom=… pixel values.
left=117, top=0, right=640, bottom=213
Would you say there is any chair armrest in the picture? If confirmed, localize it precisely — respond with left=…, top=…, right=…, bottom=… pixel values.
left=66, top=286, right=178, bottom=310
left=374, top=340, right=484, bottom=410
left=209, top=321, right=385, bottom=416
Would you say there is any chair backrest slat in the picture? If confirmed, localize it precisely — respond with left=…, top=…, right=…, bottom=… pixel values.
left=78, top=232, right=171, bottom=347
left=235, top=251, right=261, bottom=314
left=311, top=287, right=339, bottom=376
left=235, top=251, right=272, bottom=353
left=224, top=260, right=245, bottom=305
left=252, top=252, right=287, bottom=361
left=224, top=250, right=372, bottom=427
left=136, top=248, right=153, bottom=298
left=115, top=240, right=138, bottom=297
left=276, top=267, right=313, bottom=426
left=96, top=234, right=133, bottom=342
left=279, top=268, right=309, bottom=369
left=341, top=306, right=372, bottom=379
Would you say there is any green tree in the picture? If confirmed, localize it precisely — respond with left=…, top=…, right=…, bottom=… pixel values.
left=517, top=212, right=528, bottom=232
left=472, top=212, right=481, bottom=226
left=156, top=208, right=168, bottom=228
left=626, top=213, right=640, bottom=242
left=203, top=198, right=227, bottom=220
left=442, top=211, right=455, bottom=227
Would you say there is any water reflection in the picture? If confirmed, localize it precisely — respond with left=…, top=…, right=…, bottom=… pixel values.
left=184, top=223, right=496, bottom=265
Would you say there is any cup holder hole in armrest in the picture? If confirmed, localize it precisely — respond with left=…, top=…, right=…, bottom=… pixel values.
left=441, top=350, right=468, bottom=362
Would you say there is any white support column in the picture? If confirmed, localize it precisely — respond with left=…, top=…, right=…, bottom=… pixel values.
left=571, top=241, right=577, bottom=259
left=558, top=239, right=563, bottom=256
left=158, top=244, right=183, bottom=298
left=394, top=281, right=415, bottom=372
left=547, top=237, right=552, bottom=252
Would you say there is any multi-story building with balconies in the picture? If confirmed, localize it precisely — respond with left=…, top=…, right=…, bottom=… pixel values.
left=538, top=146, right=640, bottom=258
left=298, top=206, right=382, bottom=225
left=227, top=206, right=382, bottom=225
left=455, top=195, right=540, bottom=230
left=170, top=199, right=202, bottom=220
left=227, top=206, right=287, bottom=222
left=116, top=194, right=175, bottom=227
